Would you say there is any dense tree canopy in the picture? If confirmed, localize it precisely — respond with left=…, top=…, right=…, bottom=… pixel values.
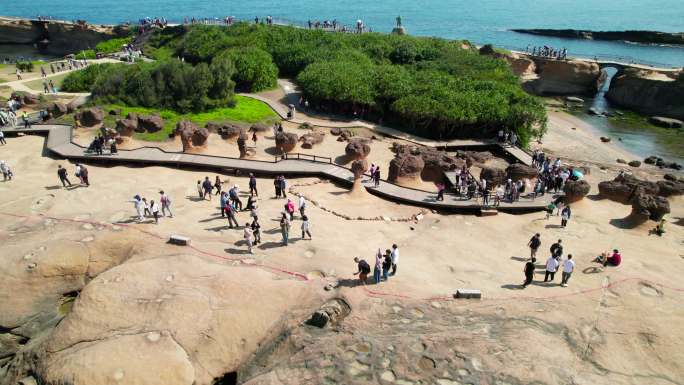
left=217, top=47, right=278, bottom=92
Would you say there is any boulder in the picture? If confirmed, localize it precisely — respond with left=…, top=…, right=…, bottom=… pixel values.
left=74, top=107, right=104, bottom=127
left=330, top=127, right=342, bottom=136
left=460, top=151, right=493, bottom=167
left=600, top=136, right=611, bottom=143
left=210, top=123, right=243, bottom=139
left=275, top=132, right=298, bottom=153
left=344, top=138, right=371, bottom=160
left=19, top=92, right=39, bottom=105
left=649, top=116, right=684, bottom=128
left=299, top=132, right=325, bottom=149
left=563, top=179, right=591, bottom=202
left=598, top=174, right=659, bottom=203
left=631, top=193, right=670, bottom=221
left=628, top=160, right=641, bottom=168
left=616, top=158, right=627, bottom=164
left=137, top=114, right=164, bottom=133
left=49, top=102, right=67, bottom=118
left=388, top=154, right=425, bottom=182
left=115, top=114, right=138, bottom=137
left=656, top=179, right=684, bottom=197
left=174, top=120, right=209, bottom=152
left=249, top=123, right=270, bottom=133
left=506, top=163, right=539, bottom=182
left=306, top=299, right=350, bottom=328
left=351, top=159, right=369, bottom=179
left=644, top=156, right=659, bottom=165
left=66, top=101, right=78, bottom=113
left=663, top=173, right=679, bottom=182
left=480, top=167, right=507, bottom=187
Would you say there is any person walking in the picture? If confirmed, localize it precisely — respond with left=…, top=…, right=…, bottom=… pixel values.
left=16, top=68, right=21, bottom=80
left=214, top=176, right=222, bottom=195
left=298, top=195, right=306, bottom=218
left=279, top=176, right=288, bottom=198
left=285, top=199, right=295, bottom=220
left=561, top=205, right=571, bottom=227
left=230, top=185, right=243, bottom=210
left=202, top=177, right=213, bottom=200
left=373, top=249, right=383, bottom=284
left=436, top=183, right=445, bottom=201
left=560, top=254, right=574, bottom=287
left=142, top=198, right=151, bottom=216
left=353, top=257, right=371, bottom=286
left=57, top=165, right=71, bottom=187
left=274, top=176, right=281, bottom=198
left=523, top=259, right=535, bottom=288
left=220, top=191, right=228, bottom=217
left=249, top=173, right=258, bottom=196
left=150, top=200, right=160, bottom=224
left=528, top=233, right=541, bottom=261
left=544, top=255, right=559, bottom=282
left=225, top=201, right=239, bottom=228
left=132, top=195, right=144, bottom=222
left=373, top=167, right=381, bottom=187
left=390, top=244, right=399, bottom=275
left=301, top=215, right=312, bottom=239
left=22, top=111, right=30, bottom=129
left=159, top=190, right=173, bottom=217
left=243, top=224, right=254, bottom=254
left=382, top=249, right=392, bottom=281
left=280, top=212, right=291, bottom=245
left=0, top=130, right=6, bottom=145
left=550, top=239, right=563, bottom=258
left=252, top=131, right=257, bottom=146
left=76, top=163, right=89, bottom=186
left=197, top=180, right=203, bottom=199
left=251, top=216, right=261, bottom=245
left=0, top=160, right=11, bottom=181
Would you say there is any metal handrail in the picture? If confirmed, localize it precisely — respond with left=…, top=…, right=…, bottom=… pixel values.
left=274, top=153, right=333, bottom=164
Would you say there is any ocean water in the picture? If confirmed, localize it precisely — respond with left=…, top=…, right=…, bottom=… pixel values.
left=2, top=0, right=684, bottom=66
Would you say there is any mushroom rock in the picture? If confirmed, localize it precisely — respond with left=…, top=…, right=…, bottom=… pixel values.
left=598, top=174, right=659, bottom=203
left=563, top=179, right=591, bottom=203
left=480, top=167, right=507, bottom=187
left=460, top=151, right=493, bottom=167
left=388, top=154, right=425, bottom=182
left=137, top=114, right=164, bottom=133
left=299, top=132, right=325, bottom=149
left=421, top=151, right=466, bottom=182
left=506, top=163, right=539, bottom=182
left=174, top=120, right=208, bottom=152
left=344, top=138, right=371, bottom=160
left=18, top=92, right=39, bottom=105
left=74, top=107, right=104, bottom=127
left=49, top=102, right=67, bottom=118
left=215, top=123, right=244, bottom=140
left=350, top=159, right=369, bottom=194
left=275, top=131, right=298, bottom=153
left=630, top=193, right=670, bottom=222
left=115, top=113, right=138, bottom=137
left=330, top=127, right=342, bottom=136
left=249, top=123, right=270, bottom=133
left=237, top=131, right=250, bottom=158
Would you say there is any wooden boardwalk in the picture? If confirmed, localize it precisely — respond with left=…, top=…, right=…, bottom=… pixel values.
left=3, top=124, right=552, bottom=212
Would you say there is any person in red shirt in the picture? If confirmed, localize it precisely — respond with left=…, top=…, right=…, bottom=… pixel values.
left=605, top=249, right=622, bottom=267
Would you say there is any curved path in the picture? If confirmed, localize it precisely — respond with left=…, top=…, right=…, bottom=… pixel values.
left=3, top=123, right=552, bottom=212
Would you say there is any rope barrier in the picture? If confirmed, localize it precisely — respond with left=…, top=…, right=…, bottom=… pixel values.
left=2, top=211, right=682, bottom=303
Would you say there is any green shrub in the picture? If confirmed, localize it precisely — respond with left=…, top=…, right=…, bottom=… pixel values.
left=95, top=37, right=133, bottom=54
left=77, top=49, right=97, bottom=59
left=218, top=47, right=277, bottom=92
left=16, top=61, right=34, bottom=72
left=61, top=63, right=123, bottom=92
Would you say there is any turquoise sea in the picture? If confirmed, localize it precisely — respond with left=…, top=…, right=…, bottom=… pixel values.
left=2, top=0, right=684, bottom=66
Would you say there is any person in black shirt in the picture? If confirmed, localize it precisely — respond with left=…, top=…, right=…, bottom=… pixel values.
left=353, top=257, right=371, bottom=286
left=523, top=260, right=535, bottom=288
left=57, top=165, right=71, bottom=187
left=550, top=239, right=563, bottom=258
left=528, top=233, right=541, bottom=260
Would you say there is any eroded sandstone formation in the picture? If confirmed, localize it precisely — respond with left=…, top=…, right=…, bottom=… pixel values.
left=506, top=163, right=539, bottom=182
left=607, top=70, right=684, bottom=120
left=344, top=138, right=371, bottom=160
left=138, top=114, right=164, bottom=133
left=74, top=107, right=104, bottom=127
left=300, top=132, right=325, bottom=149
left=174, top=120, right=209, bottom=152
left=523, top=58, right=600, bottom=96
left=388, top=154, right=425, bottom=182
left=563, top=179, right=591, bottom=202
left=275, top=132, right=298, bottom=153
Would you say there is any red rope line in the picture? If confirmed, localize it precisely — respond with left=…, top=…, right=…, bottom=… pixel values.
left=2, top=212, right=682, bottom=302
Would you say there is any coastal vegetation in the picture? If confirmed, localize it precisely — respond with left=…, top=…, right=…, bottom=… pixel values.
left=63, top=23, right=547, bottom=145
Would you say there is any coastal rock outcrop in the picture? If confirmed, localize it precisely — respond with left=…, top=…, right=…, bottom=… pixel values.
left=174, top=120, right=208, bottom=152
left=511, top=29, right=684, bottom=46
left=631, top=194, right=670, bottom=222
left=345, top=138, right=371, bottom=160
left=392, top=143, right=465, bottom=181
left=275, top=132, right=298, bottom=153
left=48, top=102, right=67, bottom=118
left=480, top=167, right=507, bottom=187
left=74, top=107, right=103, bottom=127
left=606, top=69, right=684, bottom=120
left=207, top=122, right=243, bottom=139
left=115, top=113, right=138, bottom=137
left=563, top=179, right=591, bottom=202
left=598, top=174, right=659, bottom=203
left=506, top=163, right=539, bottom=182
left=249, top=123, right=270, bottom=133
left=648, top=116, right=683, bottom=128
left=523, top=58, right=600, bottom=96
left=137, top=114, right=164, bottom=133
left=388, top=154, right=425, bottom=182
left=300, top=132, right=325, bottom=149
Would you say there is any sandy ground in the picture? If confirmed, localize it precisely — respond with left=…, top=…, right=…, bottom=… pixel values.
left=0, top=133, right=683, bottom=384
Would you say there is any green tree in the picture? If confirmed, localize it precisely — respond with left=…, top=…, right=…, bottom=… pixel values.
left=218, top=47, right=278, bottom=92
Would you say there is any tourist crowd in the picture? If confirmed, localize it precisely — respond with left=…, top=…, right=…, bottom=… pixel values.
left=526, top=45, right=568, bottom=60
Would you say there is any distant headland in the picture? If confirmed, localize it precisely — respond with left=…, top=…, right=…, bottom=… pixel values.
left=511, top=29, right=684, bottom=46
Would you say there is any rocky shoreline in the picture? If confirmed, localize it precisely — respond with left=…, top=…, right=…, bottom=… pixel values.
left=511, top=28, right=684, bottom=46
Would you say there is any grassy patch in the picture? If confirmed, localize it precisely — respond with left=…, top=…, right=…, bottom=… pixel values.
left=24, top=72, right=70, bottom=92
left=147, top=46, right=175, bottom=61
left=102, top=95, right=278, bottom=141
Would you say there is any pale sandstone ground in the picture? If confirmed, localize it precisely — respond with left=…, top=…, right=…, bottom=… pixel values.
left=0, top=113, right=682, bottom=384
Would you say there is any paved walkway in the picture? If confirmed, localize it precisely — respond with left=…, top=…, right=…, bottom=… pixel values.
left=2, top=124, right=552, bottom=212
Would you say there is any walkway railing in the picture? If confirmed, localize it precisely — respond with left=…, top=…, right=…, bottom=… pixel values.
left=274, top=153, right=332, bottom=164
